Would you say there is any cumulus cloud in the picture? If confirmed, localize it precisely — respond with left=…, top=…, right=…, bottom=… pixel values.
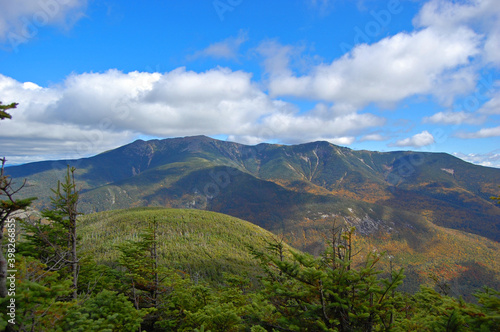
left=0, top=70, right=386, bottom=163
left=2, top=0, right=499, bottom=167
left=189, top=31, right=248, bottom=61
left=0, top=0, right=87, bottom=50
left=257, top=0, right=500, bottom=125
left=0, top=73, right=136, bottom=164
left=254, top=0, right=499, bottom=159
left=254, top=106, right=384, bottom=144
left=456, top=126, right=500, bottom=139
left=393, top=131, right=435, bottom=148
left=263, top=27, right=480, bottom=107
left=414, top=0, right=500, bottom=66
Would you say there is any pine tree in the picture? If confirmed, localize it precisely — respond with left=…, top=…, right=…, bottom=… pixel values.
left=21, top=166, right=81, bottom=299
left=117, top=217, right=166, bottom=329
left=46, top=165, right=80, bottom=300
left=250, top=224, right=405, bottom=331
left=60, top=289, right=151, bottom=332
left=0, top=103, right=36, bottom=298
left=0, top=256, right=73, bottom=331
left=0, top=102, right=17, bottom=120
left=0, top=158, right=35, bottom=298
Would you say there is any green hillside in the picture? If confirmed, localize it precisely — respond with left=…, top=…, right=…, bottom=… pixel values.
left=7, top=136, right=500, bottom=297
left=9, top=207, right=500, bottom=331
left=9, top=136, right=500, bottom=242
left=77, top=207, right=294, bottom=283
left=75, top=207, right=500, bottom=300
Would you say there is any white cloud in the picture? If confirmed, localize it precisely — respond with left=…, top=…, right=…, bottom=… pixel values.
left=394, top=131, right=435, bottom=148
left=263, top=27, right=480, bottom=107
left=255, top=107, right=384, bottom=144
left=456, top=126, right=500, bottom=139
left=414, top=0, right=498, bottom=30
left=257, top=0, right=500, bottom=135
left=360, top=133, right=387, bottom=142
left=257, top=40, right=296, bottom=78
left=478, top=90, right=500, bottom=115
left=453, top=151, right=500, bottom=168
left=0, top=69, right=386, bottom=163
left=414, top=0, right=500, bottom=67
left=189, top=31, right=248, bottom=61
left=484, top=29, right=500, bottom=66
left=328, top=136, right=356, bottom=145
left=0, top=0, right=87, bottom=50
left=423, top=111, right=484, bottom=125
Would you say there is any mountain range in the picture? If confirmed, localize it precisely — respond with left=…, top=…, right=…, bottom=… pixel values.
left=8, top=135, right=500, bottom=297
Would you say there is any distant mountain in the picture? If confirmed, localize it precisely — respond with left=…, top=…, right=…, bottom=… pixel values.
left=8, top=135, right=500, bottom=297
left=10, top=135, right=500, bottom=240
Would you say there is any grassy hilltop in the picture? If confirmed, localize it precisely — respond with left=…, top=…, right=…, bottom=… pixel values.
left=76, top=207, right=500, bottom=300
left=77, top=207, right=294, bottom=283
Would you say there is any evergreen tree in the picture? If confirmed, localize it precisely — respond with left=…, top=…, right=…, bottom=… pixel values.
left=0, top=101, right=35, bottom=332
left=0, top=158, right=35, bottom=298
left=0, top=256, right=73, bottom=331
left=0, top=101, right=36, bottom=299
left=0, top=102, right=17, bottom=120
left=60, top=289, right=151, bottom=332
left=250, top=225, right=405, bottom=331
left=117, top=217, right=166, bottom=329
left=396, top=286, right=500, bottom=331
left=21, top=166, right=81, bottom=299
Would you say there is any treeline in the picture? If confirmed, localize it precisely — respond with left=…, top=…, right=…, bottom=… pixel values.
left=0, top=168, right=499, bottom=331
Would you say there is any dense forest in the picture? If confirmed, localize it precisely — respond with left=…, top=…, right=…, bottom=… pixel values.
left=1, top=102, right=499, bottom=331
left=0, top=162, right=498, bottom=331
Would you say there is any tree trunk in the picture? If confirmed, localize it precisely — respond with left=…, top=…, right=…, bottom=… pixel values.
left=72, top=221, right=78, bottom=300
left=149, top=217, right=159, bottom=309
left=69, top=168, right=79, bottom=300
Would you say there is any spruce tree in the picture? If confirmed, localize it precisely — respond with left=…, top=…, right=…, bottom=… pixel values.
left=21, top=166, right=81, bottom=299
left=0, top=102, right=17, bottom=120
left=0, top=102, right=36, bottom=298
left=61, top=289, right=151, bottom=332
left=117, top=217, right=167, bottom=329
left=250, top=225, right=405, bottom=331
left=0, top=256, right=73, bottom=331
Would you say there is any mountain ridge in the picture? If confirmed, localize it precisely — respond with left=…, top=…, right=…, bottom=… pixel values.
left=8, top=135, right=500, bottom=296
left=8, top=135, right=500, bottom=239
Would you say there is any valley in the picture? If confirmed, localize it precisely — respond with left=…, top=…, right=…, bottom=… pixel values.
left=7, top=135, right=500, bottom=299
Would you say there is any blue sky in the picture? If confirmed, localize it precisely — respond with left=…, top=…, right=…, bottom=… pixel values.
left=0, top=0, right=499, bottom=167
